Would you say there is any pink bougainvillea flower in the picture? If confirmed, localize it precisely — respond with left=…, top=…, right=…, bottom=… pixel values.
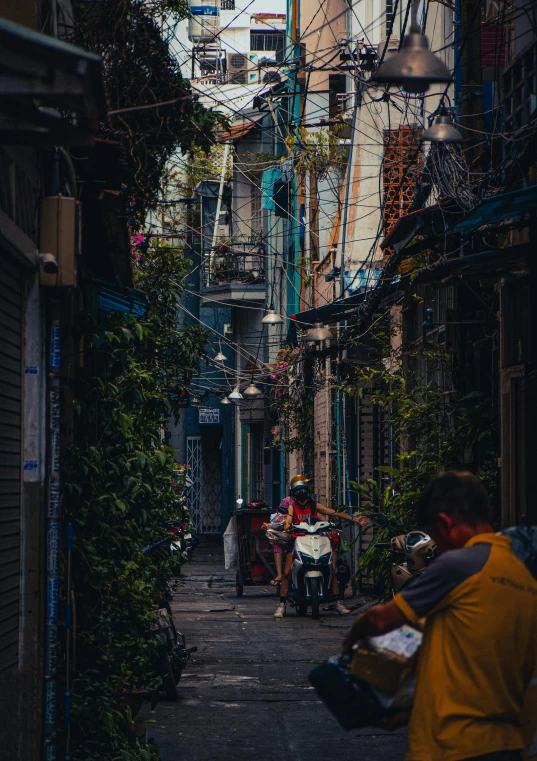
left=269, top=373, right=276, bottom=380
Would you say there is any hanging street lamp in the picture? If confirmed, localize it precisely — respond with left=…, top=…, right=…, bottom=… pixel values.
left=371, top=1, right=451, bottom=93
left=420, top=112, right=463, bottom=143
left=214, top=341, right=227, bottom=362
left=261, top=307, right=284, bottom=325
left=306, top=322, right=333, bottom=342
left=221, top=395, right=232, bottom=404
left=229, top=386, right=243, bottom=401
left=243, top=382, right=262, bottom=398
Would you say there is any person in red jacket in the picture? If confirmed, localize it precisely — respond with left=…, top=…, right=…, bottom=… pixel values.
left=274, top=475, right=368, bottom=618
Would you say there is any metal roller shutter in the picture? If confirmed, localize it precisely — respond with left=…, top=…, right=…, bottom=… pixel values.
left=0, top=252, right=22, bottom=671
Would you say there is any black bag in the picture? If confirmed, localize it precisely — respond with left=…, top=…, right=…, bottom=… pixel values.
left=309, top=655, right=394, bottom=731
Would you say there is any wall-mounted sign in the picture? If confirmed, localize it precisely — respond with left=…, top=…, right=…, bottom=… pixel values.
left=199, top=407, right=220, bottom=424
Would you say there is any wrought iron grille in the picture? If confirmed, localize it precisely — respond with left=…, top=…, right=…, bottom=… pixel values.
left=382, top=127, right=421, bottom=240
left=187, top=436, right=202, bottom=533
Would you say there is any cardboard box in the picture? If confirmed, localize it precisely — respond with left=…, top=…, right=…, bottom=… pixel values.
left=349, top=625, right=422, bottom=693
left=349, top=647, right=409, bottom=693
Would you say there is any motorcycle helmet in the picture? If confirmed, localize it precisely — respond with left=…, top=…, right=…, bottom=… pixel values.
left=290, top=474, right=310, bottom=504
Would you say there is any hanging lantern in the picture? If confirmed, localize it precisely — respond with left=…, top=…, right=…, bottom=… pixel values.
left=371, top=22, right=451, bottom=94
left=261, top=308, right=284, bottom=325
left=229, top=386, right=243, bottom=400
left=221, top=396, right=232, bottom=405
left=306, top=322, right=333, bottom=342
left=215, top=350, right=227, bottom=362
left=420, top=113, right=463, bottom=143
left=243, top=382, right=262, bottom=398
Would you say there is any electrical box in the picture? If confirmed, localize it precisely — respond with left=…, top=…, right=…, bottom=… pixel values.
left=39, top=195, right=76, bottom=287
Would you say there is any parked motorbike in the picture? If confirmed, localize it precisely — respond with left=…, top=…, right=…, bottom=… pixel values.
left=141, top=534, right=197, bottom=701
left=369, top=513, right=437, bottom=593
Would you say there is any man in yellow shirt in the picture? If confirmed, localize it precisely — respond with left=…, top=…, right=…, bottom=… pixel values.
left=344, top=471, right=537, bottom=761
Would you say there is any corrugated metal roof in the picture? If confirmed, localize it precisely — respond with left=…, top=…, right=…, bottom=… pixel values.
left=451, top=184, right=537, bottom=234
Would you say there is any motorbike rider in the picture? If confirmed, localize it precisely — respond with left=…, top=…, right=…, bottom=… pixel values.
left=274, top=475, right=369, bottom=618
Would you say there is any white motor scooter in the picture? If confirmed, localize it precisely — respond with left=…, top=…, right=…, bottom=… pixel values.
left=288, top=520, right=335, bottom=619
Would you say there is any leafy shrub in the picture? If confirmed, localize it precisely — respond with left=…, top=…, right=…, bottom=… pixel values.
left=64, top=243, right=210, bottom=760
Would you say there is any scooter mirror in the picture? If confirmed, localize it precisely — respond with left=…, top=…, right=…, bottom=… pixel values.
left=369, top=512, right=389, bottom=528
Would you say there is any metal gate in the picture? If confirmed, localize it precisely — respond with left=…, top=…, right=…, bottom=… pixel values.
left=187, top=436, right=202, bottom=533
left=0, top=252, right=23, bottom=671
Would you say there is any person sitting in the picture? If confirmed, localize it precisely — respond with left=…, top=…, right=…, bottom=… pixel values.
left=274, top=475, right=369, bottom=618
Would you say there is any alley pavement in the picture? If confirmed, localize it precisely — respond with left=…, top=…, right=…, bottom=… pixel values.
left=150, top=541, right=406, bottom=760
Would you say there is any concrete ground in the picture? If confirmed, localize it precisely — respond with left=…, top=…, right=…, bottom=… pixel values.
left=150, top=541, right=407, bottom=761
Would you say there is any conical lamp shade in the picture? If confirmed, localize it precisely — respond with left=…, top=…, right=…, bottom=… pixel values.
left=221, top=396, right=232, bottom=404
left=262, top=308, right=284, bottom=325
left=215, top=351, right=227, bottom=362
left=229, top=386, right=243, bottom=400
left=243, top=382, right=262, bottom=398
left=371, top=26, right=451, bottom=94
left=306, top=322, right=333, bottom=342
left=420, top=114, right=463, bottom=143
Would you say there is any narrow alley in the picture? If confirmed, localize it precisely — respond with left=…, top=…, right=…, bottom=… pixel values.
left=151, top=542, right=406, bottom=761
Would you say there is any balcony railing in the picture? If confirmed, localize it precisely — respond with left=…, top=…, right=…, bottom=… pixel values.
left=202, top=247, right=265, bottom=290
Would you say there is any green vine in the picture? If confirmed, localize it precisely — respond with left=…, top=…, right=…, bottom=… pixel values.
left=270, top=347, right=314, bottom=464
left=286, top=127, right=346, bottom=181
left=64, top=242, right=210, bottom=760
left=343, top=349, right=499, bottom=598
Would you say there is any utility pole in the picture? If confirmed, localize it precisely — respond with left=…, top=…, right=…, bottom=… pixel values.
left=460, top=0, right=485, bottom=171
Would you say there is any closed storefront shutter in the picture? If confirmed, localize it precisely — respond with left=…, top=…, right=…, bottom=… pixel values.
left=0, top=252, right=22, bottom=671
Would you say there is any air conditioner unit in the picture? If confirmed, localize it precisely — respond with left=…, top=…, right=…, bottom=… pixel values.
left=261, top=68, right=281, bottom=85
left=227, top=52, right=251, bottom=84
left=248, top=53, right=259, bottom=84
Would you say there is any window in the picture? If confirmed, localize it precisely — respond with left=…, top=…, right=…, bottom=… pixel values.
left=221, top=0, right=235, bottom=9
left=385, top=0, right=394, bottom=35
left=250, top=31, right=285, bottom=62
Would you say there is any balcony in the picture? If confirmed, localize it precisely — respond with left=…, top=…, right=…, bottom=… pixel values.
left=200, top=243, right=266, bottom=306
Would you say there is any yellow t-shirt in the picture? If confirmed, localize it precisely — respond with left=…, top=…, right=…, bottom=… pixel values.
left=394, top=533, right=537, bottom=761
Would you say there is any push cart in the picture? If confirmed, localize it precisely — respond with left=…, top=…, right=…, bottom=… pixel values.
left=233, top=508, right=278, bottom=596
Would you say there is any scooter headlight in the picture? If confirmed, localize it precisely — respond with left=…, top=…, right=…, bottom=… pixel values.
left=319, top=552, right=332, bottom=563
left=298, top=551, right=315, bottom=563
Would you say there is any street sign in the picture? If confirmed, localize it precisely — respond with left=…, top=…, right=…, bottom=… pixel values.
left=199, top=407, right=220, bottom=424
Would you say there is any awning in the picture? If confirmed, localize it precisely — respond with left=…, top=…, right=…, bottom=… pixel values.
left=412, top=244, right=530, bottom=284
left=380, top=199, right=462, bottom=250
left=291, top=291, right=368, bottom=327
left=0, top=18, right=106, bottom=145
left=451, top=184, right=537, bottom=234
left=87, top=279, right=149, bottom=318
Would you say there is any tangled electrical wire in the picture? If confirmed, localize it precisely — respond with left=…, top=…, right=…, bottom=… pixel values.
left=427, top=142, right=479, bottom=212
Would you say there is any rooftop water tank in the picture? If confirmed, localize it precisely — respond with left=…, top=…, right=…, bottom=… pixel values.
left=188, top=0, right=220, bottom=43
